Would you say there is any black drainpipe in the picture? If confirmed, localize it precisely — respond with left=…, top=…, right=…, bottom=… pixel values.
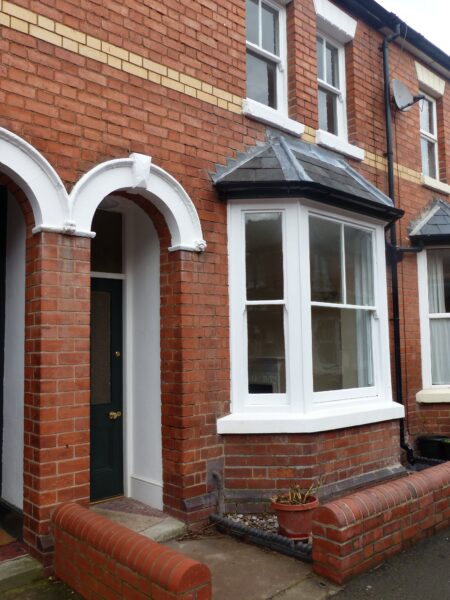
left=381, top=29, right=415, bottom=465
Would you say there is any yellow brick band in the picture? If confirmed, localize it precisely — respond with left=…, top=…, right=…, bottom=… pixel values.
left=0, top=2, right=242, bottom=114
left=0, top=2, right=431, bottom=188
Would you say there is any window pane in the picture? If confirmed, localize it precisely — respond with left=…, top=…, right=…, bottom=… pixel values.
left=427, top=249, right=450, bottom=313
left=345, top=226, right=374, bottom=306
left=310, top=217, right=342, bottom=303
left=326, top=41, right=339, bottom=87
left=262, top=3, right=279, bottom=55
left=246, top=0, right=259, bottom=45
left=91, top=210, right=123, bottom=273
left=317, top=37, right=324, bottom=80
left=430, top=319, right=450, bottom=384
left=246, top=50, right=277, bottom=108
left=248, top=305, right=286, bottom=393
left=421, top=138, right=437, bottom=178
left=318, top=88, right=327, bottom=131
left=312, top=307, right=373, bottom=391
left=318, top=88, right=337, bottom=134
left=420, top=137, right=437, bottom=179
left=90, top=290, right=111, bottom=406
left=326, top=90, right=337, bottom=134
left=246, top=212, right=283, bottom=300
left=420, top=98, right=434, bottom=134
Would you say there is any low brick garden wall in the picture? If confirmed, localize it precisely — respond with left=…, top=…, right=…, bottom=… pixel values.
left=52, top=503, right=211, bottom=599
left=312, top=462, right=450, bottom=584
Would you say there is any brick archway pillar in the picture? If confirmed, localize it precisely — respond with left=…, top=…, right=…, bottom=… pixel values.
left=23, top=231, right=91, bottom=566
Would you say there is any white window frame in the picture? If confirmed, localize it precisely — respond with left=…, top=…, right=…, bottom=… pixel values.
left=243, top=0, right=305, bottom=136
left=419, top=93, right=439, bottom=181
left=221, top=198, right=403, bottom=434
left=313, top=0, right=364, bottom=161
left=316, top=32, right=347, bottom=140
left=417, top=248, right=450, bottom=402
left=245, top=0, right=287, bottom=113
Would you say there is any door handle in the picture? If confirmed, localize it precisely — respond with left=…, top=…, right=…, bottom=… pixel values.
left=108, top=410, right=122, bottom=420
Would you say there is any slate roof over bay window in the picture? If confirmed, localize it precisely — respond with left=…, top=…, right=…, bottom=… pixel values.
left=212, top=135, right=403, bottom=222
left=410, top=198, right=450, bottom=245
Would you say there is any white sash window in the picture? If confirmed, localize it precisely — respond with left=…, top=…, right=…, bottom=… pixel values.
left=220, top=199, right=403, bottom=434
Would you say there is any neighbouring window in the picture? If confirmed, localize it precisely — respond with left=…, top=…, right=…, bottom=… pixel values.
left=426, top=248, right=450, bottom=384
left=246, top=0, right=286, bottom=111
left=317, top=34, right=346, bottom=137
left=420, top=95, right=438, bottom=180
left=228, top=200, right=392, bottom=416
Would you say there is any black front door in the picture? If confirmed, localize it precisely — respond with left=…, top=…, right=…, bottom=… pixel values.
left=90, top=278, right=123, bottom=501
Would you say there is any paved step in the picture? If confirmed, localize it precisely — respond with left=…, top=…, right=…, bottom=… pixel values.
left=0, top=555, right=43, bottom=593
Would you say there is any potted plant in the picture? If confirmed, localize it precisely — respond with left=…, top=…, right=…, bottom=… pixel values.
left=271, top=479, right=322, bottom=541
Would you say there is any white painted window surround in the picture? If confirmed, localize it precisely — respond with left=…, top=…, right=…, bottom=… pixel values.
left=242, top=98, right=305, bottom=136
left=316, top=129, right=365, bottom=161
left=314, top=0, right=357, bottom=45
left=313, top=0, right=364, bottom=161
left=415, top=66, right=447, bottom=193
left=218, top=199, right=403, bottom=435
left=417, top=249, right=450, bottom=404
left=244, top=0, right=306, bottom=136
left=421, top=175, right=450, bottom=196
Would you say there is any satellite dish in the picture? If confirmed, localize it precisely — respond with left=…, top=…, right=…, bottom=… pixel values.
left=392, top=79, right=424, bottom=112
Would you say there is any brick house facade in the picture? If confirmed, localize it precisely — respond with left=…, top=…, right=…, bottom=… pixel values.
left=0, top=0, right=448, bottom=567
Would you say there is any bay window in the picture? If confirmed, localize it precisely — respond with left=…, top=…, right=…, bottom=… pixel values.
left=221, top=199, right=402, bottom=434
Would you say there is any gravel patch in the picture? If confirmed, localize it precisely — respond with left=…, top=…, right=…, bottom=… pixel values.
left=224, top=512, right=279, bottom=534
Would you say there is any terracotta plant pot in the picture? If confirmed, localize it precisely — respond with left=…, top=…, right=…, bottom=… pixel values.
left=271, top=496, right=320, bottom=540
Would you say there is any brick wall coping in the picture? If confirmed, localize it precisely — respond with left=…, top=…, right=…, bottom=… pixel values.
left=312, top=462, right=450, bottom=583
left=52, top=502, right=211, bottom=599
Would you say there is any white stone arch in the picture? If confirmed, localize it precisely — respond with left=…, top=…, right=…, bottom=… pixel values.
left=69, top=153, right=206, bottom=252
left=0, top=127, right=69, bottom=231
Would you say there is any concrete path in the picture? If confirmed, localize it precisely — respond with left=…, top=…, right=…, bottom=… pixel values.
left=166, top=533, right=340, bottom=599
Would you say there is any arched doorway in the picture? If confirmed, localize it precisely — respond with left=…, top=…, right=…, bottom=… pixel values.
left=89, top=197, right=162, bottom=508
left=69, top=154, right=206, bottom=510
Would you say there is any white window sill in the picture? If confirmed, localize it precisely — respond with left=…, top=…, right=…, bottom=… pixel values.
left=421, top=174, right=450, bottom=195
left=242, top=98, right=305, bottom=137
left=316, top=129, right=365, bottom=161
left=416, top=388, right=450, bottom=403
left=217, top=402, right=404, bottom=434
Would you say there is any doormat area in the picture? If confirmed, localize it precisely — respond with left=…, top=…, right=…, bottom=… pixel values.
left=0, top=504, right=26, bottom=563
left=0, top=539, right=27, bottom=562
left=91, top=497, right=166, bottom=518
left=90, top=497, right=186, bottom=542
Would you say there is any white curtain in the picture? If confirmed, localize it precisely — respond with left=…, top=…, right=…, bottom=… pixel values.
left=428, top=251, right=450, bottom=384
left=352, top=229, right=374, bottom=387
left=428, top=252, right=445, bottom=313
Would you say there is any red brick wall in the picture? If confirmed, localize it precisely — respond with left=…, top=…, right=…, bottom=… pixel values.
left=52, top=502, right=211, bottom=599
left=0, top=0, right=448, bottom=561
left=312, top=462, right=450, bottom=584
left=23, top=231, right=91, bottom=566
left=223, top=422, right=401, bottom=510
